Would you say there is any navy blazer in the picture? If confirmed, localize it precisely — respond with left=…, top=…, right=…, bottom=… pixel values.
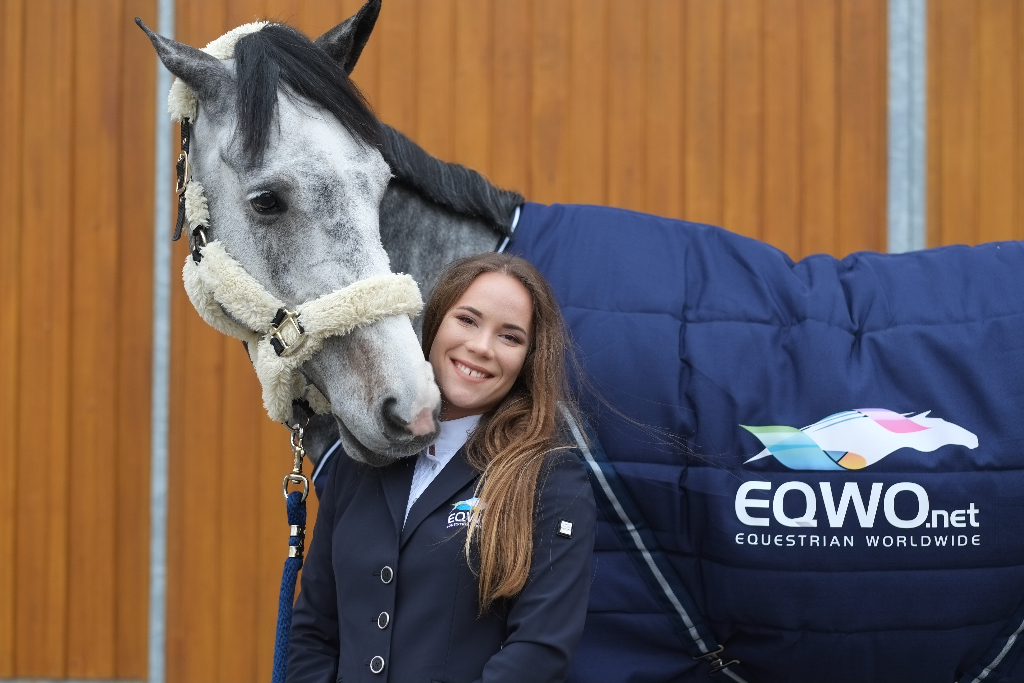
left=287, top=442, right=597, bottom=683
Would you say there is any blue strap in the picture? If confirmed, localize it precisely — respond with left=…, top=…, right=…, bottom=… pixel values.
left=272, top=491, right=306, bottom=683
left=561, top=409, right=756, bottom=682
left=959, top=595, right=1024, bottom=683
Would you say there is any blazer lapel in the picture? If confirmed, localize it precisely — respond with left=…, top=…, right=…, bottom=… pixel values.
left=400, top=447, right=479, bottom=548
left=379, top=456, right=415, bottom=536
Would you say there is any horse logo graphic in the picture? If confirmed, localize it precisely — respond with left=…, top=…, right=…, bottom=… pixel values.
left=742, top=409, right=978, bottom=470
left=447, top=497, right=485, bottom=529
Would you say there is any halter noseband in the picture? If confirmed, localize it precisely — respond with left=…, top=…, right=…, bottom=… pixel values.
left=168, top=22, right=423, bottom=423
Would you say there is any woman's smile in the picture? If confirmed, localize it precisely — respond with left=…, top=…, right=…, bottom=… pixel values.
left=452, top=359, right=493, bottom=379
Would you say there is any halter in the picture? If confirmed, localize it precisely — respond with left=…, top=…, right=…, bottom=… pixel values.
left=167, top=22, right=423, bottom=423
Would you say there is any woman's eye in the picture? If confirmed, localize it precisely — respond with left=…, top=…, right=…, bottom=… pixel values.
left=502, top=334, right=523, bottom=345
left=456, top=315, right=475, bottom=325
left=250, top=191, right=282, bottom=213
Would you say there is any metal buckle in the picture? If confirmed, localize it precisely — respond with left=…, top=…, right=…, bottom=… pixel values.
left=268, top=309, right=305, bottom=357
left=283, top=472, right=309, bottom=502
left=694, top=645, right=740, bottom=675
left=175, top=150, right=192, bottom=196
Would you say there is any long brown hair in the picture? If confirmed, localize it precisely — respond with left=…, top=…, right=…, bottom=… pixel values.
left=421, top=253, right=578, bottom=611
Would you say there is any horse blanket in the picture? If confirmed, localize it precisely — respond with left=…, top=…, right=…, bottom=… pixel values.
left=509, top=202, right=1024, bottom=683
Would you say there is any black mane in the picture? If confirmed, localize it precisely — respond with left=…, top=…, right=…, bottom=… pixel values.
left=382, top=125, right=522, bottom=236
left=234, top=24, right=382, bottom=163
left=235, top=23, right=521, bottom=234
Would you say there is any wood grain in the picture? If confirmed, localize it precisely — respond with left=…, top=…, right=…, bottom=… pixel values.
left=16, top=0, right=74, bottom=675
left=0, top=0, right=25, bottom=672
left=566, top=0, right=608, bottom=205
left=607, top=0, right=646, bottom=211
left=836, top=0, right=886, bottom=255
left=530, top=0, right=570, bottom=204
left=763, top=0, right=801, bottom=257
left=116, top=1, right=157, bottom=677
left=683, top=0, right=725, bottom=226
left=67, top=1, right=122, bottom=674
left=722, top=0, right=763, bottom=240
left=801, top=0, right=838, bottom=257
left=645, top=0, right=683, bottom=219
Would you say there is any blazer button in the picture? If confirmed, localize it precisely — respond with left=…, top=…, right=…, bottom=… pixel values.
left=377, top=611, right=389, bottom=629
left=369, top=655, right=385, bottom=674
left=380, top=566, right=393, bottom=584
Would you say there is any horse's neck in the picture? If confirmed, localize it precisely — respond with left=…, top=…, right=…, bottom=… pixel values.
left=379, top=180, right=506, bottom=314
left=303, top=180, right=508, bottom=468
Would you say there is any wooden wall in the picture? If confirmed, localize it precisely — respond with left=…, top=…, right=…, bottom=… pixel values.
left=0, top=0, right=155, bottom=679
left=928, top=0, right=1024, bottom=245
left=1, top=0, right=1017, bottom=681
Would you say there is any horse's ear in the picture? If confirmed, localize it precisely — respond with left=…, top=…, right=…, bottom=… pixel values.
left=136, top=18, right=230, bottom=105
left=314, top=0, right=381, bottom=75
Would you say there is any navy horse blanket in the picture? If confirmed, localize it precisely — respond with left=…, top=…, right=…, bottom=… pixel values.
left=510, top=202, right=1024, bottom=683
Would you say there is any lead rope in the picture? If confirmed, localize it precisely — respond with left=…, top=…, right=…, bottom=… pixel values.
left=272, top=423, right=309, bottom=683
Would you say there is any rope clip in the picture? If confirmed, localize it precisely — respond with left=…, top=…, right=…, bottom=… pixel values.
left=282, top=423, right=309, bottom=502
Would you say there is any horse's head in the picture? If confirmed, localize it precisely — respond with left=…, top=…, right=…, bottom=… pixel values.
left=137, top=2, right=441, bottom=465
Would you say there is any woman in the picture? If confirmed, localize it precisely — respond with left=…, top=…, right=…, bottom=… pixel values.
left=288, top=253, right=597, bottom=683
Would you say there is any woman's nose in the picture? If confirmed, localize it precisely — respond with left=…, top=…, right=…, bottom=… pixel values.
left=465, top=331, right=493, bottom=357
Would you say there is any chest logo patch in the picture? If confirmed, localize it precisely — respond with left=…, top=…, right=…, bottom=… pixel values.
left=447, top=497, right=484, bottom=529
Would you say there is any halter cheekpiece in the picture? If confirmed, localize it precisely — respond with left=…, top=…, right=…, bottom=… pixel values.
left=167, top=22, right=423, bottom=423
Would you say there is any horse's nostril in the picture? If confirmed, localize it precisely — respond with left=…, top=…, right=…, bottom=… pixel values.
left=382, top=398, right=404, bottom=431
left=382, top=399, right=436, bottom=437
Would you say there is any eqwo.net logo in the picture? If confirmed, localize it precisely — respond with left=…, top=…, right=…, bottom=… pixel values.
left=742, top=408, right=978, bottom=471
left=734, top=409, right=983, bottom=541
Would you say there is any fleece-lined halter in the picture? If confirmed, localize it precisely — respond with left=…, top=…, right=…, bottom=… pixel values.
left=168, top=22, right=422, bottom=423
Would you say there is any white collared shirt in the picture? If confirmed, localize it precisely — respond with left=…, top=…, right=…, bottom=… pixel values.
left=404, top=414, right=481, bottom=525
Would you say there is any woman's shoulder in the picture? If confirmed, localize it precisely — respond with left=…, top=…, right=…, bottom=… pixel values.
left=537, top=443, right=595, bottom=509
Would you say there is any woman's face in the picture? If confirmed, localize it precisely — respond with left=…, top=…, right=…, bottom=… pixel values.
left=428, top=272, right=534, bottom=420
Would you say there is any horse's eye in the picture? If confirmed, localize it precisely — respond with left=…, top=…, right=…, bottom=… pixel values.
left=250, top=191, right=281, bottom=213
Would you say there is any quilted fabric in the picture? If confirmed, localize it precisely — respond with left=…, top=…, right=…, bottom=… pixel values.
left=509, top=201, right=1024, bottom=683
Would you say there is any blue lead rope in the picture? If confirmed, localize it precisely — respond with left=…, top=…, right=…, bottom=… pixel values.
left=272, top=490, right=306, bottom=683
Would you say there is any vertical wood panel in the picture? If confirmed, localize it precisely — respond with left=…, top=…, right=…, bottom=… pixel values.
left=453, top=0, right=493, bottom=174
left=0, top=0, right=25, bottom=673
left=722, top=0, right=763, bottom=240
left=67, top=0, right=122, bottom=674
left=683, top=0, right=725, bottom=226
left=763, top=0, right=801, bottom=256
left=645, top=0, right=683, bottom=218
left=935, top=0, right=978, bottom=247
left=836, top=0, right=886, bottom=255
left=606, top=0, right=646, bottom=211
left=930, top=0, right=1022, bottom=245
left=490, top=0, right=531, bottom=195
left=16, top=1, right=74, bottom=675
left=977, top=0, right=1016, bottom=244
left=376, top=0, right=417, bottom=133
left=530, top=0, right=570, bottom=204
left=801, top=0, right=838, bottom=256
left=217, top=353, right=264, bottom=683
left=116, top=1, right=156, bottom=677
left=415, top=0, right=454, bottom=160
left=566, top=0, right=607, bottom=205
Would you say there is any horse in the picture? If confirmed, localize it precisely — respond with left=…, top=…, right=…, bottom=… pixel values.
left=137, top=13, right=446, bottom=468
left=140, top=3, right=1024, bottom=682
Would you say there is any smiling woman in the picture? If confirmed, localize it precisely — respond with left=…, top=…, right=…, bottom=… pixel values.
left=288, top=253, right=597, bottom=683
left=428, top=270, right=533, bottom=420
